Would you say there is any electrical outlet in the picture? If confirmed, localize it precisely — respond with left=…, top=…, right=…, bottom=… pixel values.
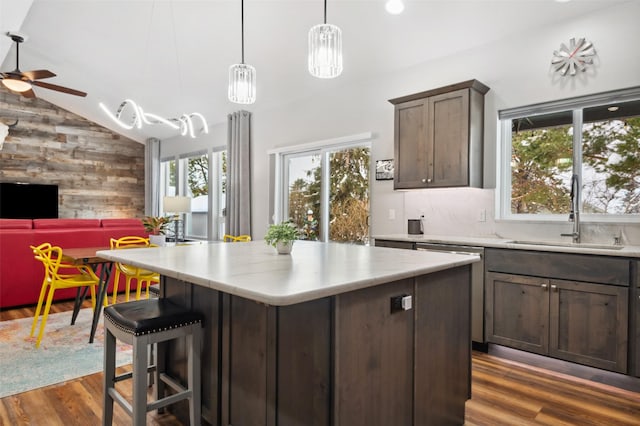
left=388, top=209, right=396, bottom=220
left=478, top=209, right=487, bottom=222
left=390, top=295, right=412, bottom=313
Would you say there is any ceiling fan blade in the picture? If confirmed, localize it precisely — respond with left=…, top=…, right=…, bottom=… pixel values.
left=32, top=80, right=87, bottom=97
left=23, top=69, right=56, bottom=80
left=21, top=88, right=36, bottom=98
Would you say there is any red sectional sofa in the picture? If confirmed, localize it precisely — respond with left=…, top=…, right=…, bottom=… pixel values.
left=0, top=218, right=148, bottom=309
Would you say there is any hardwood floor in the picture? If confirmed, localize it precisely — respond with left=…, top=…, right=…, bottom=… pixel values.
left=0, top=295, right=183, bottom=426
left=467, top=352, right=640, bottom=425
left=1, top=298, right=639, bottom=425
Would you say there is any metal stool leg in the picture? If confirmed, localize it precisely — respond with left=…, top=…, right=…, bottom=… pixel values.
left=188, top=328, right=202, bottom=425
left=132, top=337, right=149, bottom=426
left=154, top=340, right=166, bottom=414
left=102, top=328, right=116, bottom=426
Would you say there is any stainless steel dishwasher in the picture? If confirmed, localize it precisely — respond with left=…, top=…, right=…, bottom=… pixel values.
left=415, top=242, right=485, bottom=344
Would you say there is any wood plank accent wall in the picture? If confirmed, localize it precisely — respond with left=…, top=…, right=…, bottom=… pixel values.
left=0, top=89, right=145, bottom=218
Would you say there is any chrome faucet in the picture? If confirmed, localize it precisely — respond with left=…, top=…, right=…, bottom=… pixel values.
left=561, top=174, right=580, bottom=243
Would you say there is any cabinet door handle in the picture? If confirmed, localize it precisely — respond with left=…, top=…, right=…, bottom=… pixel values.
left=551, top=284, right=558, bottom=292
left=541, top=283, right=548, bottom=290
left=421, top=178, right=427, bottom=183
left=427, top=178, right=432, bottom=183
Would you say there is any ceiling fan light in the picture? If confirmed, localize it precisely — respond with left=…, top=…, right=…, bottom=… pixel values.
left=228, top=63, right=256, bottom=104
left=2, top=78, right=32, bottom=92
left=308, top=23, right=343, bottom=79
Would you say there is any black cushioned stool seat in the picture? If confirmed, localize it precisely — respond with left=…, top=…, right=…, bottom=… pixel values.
left=102, top=298, right=203, bottom=426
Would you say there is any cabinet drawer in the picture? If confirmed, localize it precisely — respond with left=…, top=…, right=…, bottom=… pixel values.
left=485, top=248, right=630, bottom=286
left=374, top=240, right=415, bottom=250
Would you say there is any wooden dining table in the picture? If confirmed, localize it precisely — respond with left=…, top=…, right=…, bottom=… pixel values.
left=59, top=246, right=114, bottom=343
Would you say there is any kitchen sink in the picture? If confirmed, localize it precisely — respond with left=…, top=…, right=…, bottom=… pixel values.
left=510, top=240, right=625, bottom=250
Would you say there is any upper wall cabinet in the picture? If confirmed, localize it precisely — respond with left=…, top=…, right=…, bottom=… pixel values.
left=389, top=80, right=489, bottom=189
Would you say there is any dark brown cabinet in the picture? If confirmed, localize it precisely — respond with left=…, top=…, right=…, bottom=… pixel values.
left=389, top=80, right=489, bottom=189
left=335, top=278, right=415, bottom=425
left=486, top=272, right=628, bottom=372
left=550, top=279, right=628, bottom=372
left=633, top=261, right=640, bottom=377
left=164, top=265, right=471, bottom=426
left=485, top=249, right=630, bottom=373
left=373, top=239, right=415, bottom=250
left=485, top=272, right=550, bottom=354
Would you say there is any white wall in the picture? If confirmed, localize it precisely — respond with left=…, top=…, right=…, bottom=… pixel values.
left=163, top=1, right=640, bottom=244
left=0, top=0, right=33, bottom=63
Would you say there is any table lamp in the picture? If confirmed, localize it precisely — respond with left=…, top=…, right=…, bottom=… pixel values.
left=163, top=196, right=192, bottom=242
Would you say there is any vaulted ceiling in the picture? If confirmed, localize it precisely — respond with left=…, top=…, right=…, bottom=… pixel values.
left=0, top=0, right=625, bottom=142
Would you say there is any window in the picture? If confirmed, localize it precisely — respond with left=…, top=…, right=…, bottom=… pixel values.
left=499, top=88, right=640, bottom=220
left=285, top=152, right=322, bottom=240
left=160, top=149, right=226, bottom=240
left=160, top=158, right=176, bottom=197
left=327, top=148, right=370, bottom=243
left=213, top=150, right=227, bottom=238
left=274, top=134, right=371, bottom=244
left=181, top=152, right=209, bottom=240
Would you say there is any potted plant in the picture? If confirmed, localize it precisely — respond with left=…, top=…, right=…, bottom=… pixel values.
left=142, top=215, right=173, bottom=246
left=264, top=221, right=299, bottom=254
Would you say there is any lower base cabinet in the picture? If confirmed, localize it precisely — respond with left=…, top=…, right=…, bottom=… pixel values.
left=633, top=261, right=640, bottom=378
left=485, top=272, right=549, bottom=354
left=486, top=271, right=629, bottom=373
left=164, top=266, right=471, bottom=425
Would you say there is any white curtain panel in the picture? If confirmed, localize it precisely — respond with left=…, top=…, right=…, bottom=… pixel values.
left=145, top=137, right=161, bottom=216
left=226, top=111, right=252, bottom=237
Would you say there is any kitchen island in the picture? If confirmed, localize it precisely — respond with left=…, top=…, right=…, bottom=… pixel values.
left=98, top=241, right=479, bottom=426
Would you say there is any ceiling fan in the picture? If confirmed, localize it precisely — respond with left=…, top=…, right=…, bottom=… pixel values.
left=0, top=32, right=86, bottom=98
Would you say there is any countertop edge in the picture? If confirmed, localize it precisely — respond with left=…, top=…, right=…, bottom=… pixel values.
left=231, top=255, right=479, bottom=306
left=97, top=246, right=480, bottom=306
left=373, top=234, right=640, bottom=257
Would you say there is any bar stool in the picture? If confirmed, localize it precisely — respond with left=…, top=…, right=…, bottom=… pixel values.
left=102, top=298, right=203, bottom=426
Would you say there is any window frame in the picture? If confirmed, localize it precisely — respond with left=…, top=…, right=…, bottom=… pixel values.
left=498, top=86, right=640, bottom=223
left=178, top=150, right=207, bottom=240
left=160, top=148, right=227, bottom=241
left=270, top=132, right=372, bottom=242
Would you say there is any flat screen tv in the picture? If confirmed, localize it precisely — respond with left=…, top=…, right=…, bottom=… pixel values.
left=0, top=182, right=59, bottom=219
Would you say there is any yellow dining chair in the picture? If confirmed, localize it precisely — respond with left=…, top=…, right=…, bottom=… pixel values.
left=110, top=236, right=160, bottom=304
left=30, top=243, right=99, bottom=348
left=223, top=234, right=252, bottom=242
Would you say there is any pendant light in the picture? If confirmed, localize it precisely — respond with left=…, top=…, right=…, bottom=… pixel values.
left=228, top=0, right=256, bottom=104
left=308, top=0, right=343, bottom=79
left=385, top=0, right=405, bottom=14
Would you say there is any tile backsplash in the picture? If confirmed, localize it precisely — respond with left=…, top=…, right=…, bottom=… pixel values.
left=397, top=188, right=640, bottom=246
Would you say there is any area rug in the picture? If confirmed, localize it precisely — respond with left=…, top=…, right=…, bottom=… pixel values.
left=0, top=308, right=132, bottom=398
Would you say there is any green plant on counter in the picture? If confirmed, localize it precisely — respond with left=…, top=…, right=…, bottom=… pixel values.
left=264, top=221, right=299, bottom=248
left=142, top=216, right=174, bottom=235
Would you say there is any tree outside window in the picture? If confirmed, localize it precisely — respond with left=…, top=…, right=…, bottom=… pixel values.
left=581, top=113, right=640, bottom=214
left=187, top=155, right=208, bottom=197
left=285, top=146, right=370, bottom=244
left=506, top=96, right=640, bottom=217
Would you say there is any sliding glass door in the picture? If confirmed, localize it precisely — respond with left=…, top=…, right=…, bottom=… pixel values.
left=282, top=144, right=370, bottom=244
left=328, top=147, right=370, bottom=244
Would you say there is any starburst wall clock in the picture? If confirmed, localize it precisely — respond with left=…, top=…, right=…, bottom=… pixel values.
left=551, top=37, right=596, bottom=76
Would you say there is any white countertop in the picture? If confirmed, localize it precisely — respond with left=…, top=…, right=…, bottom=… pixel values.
left=373, top=234, right=640, bottom=257
left=97, top=241, right=479, bottom=306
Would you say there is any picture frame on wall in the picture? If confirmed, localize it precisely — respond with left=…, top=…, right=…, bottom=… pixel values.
left=375, top=159, right=394, bottom=181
